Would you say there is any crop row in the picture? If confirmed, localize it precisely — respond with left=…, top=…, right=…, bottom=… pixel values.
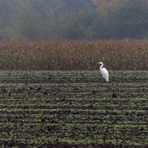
left=0, top=71, right=147, bottom=83
left=0, top=83, right=147, bottom=100
left=0, top=96, right=147, bottom=102
left=0, top=85, right=147, bottom=94
left=0, top=114, right=146, bottom=125
left=0, top=122, right=147, bottom=146
left=0, top=103, right=147, bottom=110
left=1, top=93, right=147, bottom=100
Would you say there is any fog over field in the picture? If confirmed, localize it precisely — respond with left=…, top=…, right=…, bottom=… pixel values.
left=1, top=0, right=148, bottom=40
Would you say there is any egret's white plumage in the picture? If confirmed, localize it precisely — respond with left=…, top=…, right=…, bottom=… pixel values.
left=99, top=62, right=109, bottom=82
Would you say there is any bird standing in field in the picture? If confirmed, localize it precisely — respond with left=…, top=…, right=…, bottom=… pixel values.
left=98, top=62, right=109, bottom=82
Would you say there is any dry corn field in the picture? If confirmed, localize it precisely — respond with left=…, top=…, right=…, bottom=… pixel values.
left=0, top=40, right=147, bottom=70
left=0, top=71, right=147, bottom=147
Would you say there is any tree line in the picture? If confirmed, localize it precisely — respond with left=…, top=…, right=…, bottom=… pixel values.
left=0, top=0, right=148, bottom=40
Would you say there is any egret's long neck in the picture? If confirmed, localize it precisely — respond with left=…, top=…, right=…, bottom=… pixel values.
left=100, top=63, right=103, bottom=69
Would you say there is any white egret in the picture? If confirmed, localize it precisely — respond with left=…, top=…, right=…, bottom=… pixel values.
left=98, top=62, right=109, bottom=82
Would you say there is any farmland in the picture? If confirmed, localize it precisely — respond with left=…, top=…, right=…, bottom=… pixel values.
left=0, top=40, right=148, bottom=70
left=0, top=70, right=147, bottom=147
